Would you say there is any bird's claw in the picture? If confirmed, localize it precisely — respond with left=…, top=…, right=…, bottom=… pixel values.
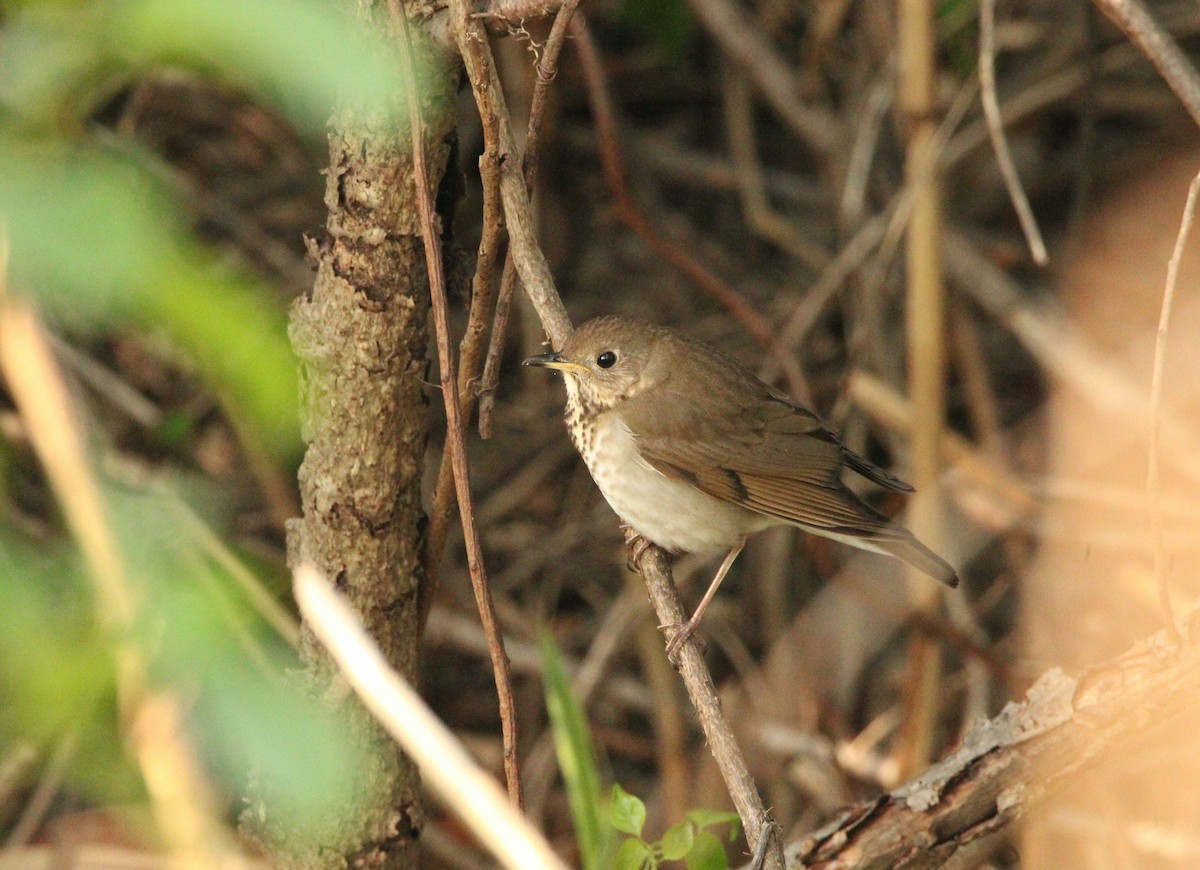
left=660, top=617, right=703, bottom=665
left=621, top=524, right=652, bottom=574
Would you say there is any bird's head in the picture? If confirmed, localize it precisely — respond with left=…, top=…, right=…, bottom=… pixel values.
left=522, top=316, right=670, bottom=411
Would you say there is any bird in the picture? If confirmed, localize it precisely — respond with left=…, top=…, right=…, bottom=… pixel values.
left=524, top=315, right=958, bottom=659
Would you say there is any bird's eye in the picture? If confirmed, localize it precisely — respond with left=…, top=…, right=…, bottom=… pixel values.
left=596, top=351, right=617, bottom=369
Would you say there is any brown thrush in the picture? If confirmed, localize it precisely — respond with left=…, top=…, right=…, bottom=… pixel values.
left=525, top=316, right=958, bottom=658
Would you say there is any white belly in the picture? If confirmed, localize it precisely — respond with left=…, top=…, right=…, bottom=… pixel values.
left=576, top=409, right=771, bottom=554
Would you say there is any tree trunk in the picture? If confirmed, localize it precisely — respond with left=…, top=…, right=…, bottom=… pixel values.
left=244, top=6, right=457, bottom=865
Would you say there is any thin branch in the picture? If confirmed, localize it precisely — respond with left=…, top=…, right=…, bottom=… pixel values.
left=477, top=0, right=585, bottom=438
left=294, top=566, right=568, bottom=870
left=423, top=107, right=504, bottom=605
left=451, top=0, right=572, bottom=349
left=979, top=0, right=1048, bottom=266
left=636, top=547, right=785, bottom=870
left=571, top=16, right=812, bottom=401
left=1090, top=0, right=1200, bottom=130
left=386, top=2, right=523, bottom=807
left=1147, top=171, right=1199, bottom=648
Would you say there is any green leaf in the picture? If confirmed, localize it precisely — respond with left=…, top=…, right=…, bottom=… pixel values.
left=659, top=820, right=696, bottom=861
left=683, top=831, right=728, bottom=870
left=609, top=783, right=648, bottom=837
left=539, top=631, right=610, bottom=870
left=109, top=0, right=416, bottom=131
left=684, top=808, right=741, bottom=834
left=614, top=837, right=655, bottom=870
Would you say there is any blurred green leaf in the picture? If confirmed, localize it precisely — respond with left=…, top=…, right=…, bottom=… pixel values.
left=660, top=819, right=696, bottom=861
left=619, top=0, right=695, bottom=59
left=685, top=807, right=741, bottom=837
left=609, top=783, right=647, bottom=838
left=540, top=630, right=611, bottom=870
left=614, top=837, right=654, bottom=870
left=683, top=830, right=728, bottom=870
left=107, top=487, right=372, bottom=840
left=109, top=0, right=410, bottom=130
left=0, top=144, right=299, bottom=454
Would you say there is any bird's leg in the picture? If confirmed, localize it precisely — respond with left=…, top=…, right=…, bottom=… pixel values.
left=621, top=523, right=653, bottom=574
left=663, top=537, right=746, bottom=663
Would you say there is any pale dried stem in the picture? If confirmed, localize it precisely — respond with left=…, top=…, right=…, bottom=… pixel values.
left=294, top=567, right=567, bottom=870
left=897, top=0, right=948, bottom=779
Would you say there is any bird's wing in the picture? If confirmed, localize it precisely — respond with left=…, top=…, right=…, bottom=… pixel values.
left=627, top=387, right=958, bottom=586
left=627, top=387, right=875, bottom=524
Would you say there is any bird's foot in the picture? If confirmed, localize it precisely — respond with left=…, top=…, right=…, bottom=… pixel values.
left=660, top=617, right=704, bottom=666
left=621, top=524, right=653, bottom=574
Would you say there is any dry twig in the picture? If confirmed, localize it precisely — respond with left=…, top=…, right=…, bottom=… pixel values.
left=635, top=547, right=785, bottom=870
left=897, top=0, right=949, bottom=779
left=1091, top=0, right=1200, bottom=130
left=477, top=0, right=585, bottom=438
left=979, top=0, right=1048, bottom=266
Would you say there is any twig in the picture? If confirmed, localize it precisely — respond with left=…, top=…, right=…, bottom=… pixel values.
left=451, top=0, right=572, bottom=349
left=294, top=566, right=568, bottom=870
left=1090, top=0, right=1200, bottom=130
left=682, top=0, right=836, bottom=153
left=1147, top=171, right=1199, bottom=648
left=477, top=0, right=584, bottom=438
left=423, top=110, right=504, bottom=602
left=571, top=16, right=811, bottom=401
left=979, top=0, right=1048, bottom=266
left=636, top=547, right=785, bottom=870
left=386, top=2, right=523, bottom=807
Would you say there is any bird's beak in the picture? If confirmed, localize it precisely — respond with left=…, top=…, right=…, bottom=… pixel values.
left=522, top=351, right=588, bottom=374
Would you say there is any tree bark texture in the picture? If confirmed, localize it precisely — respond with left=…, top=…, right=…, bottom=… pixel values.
left=243, top=8, right=457, bottom=865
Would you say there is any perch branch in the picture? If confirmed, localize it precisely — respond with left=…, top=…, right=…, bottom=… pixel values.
left=636, top=547, right=785, bottom=870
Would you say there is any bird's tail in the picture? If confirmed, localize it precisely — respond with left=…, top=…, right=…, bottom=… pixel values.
left=866, top=530, right=960, bottom=588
